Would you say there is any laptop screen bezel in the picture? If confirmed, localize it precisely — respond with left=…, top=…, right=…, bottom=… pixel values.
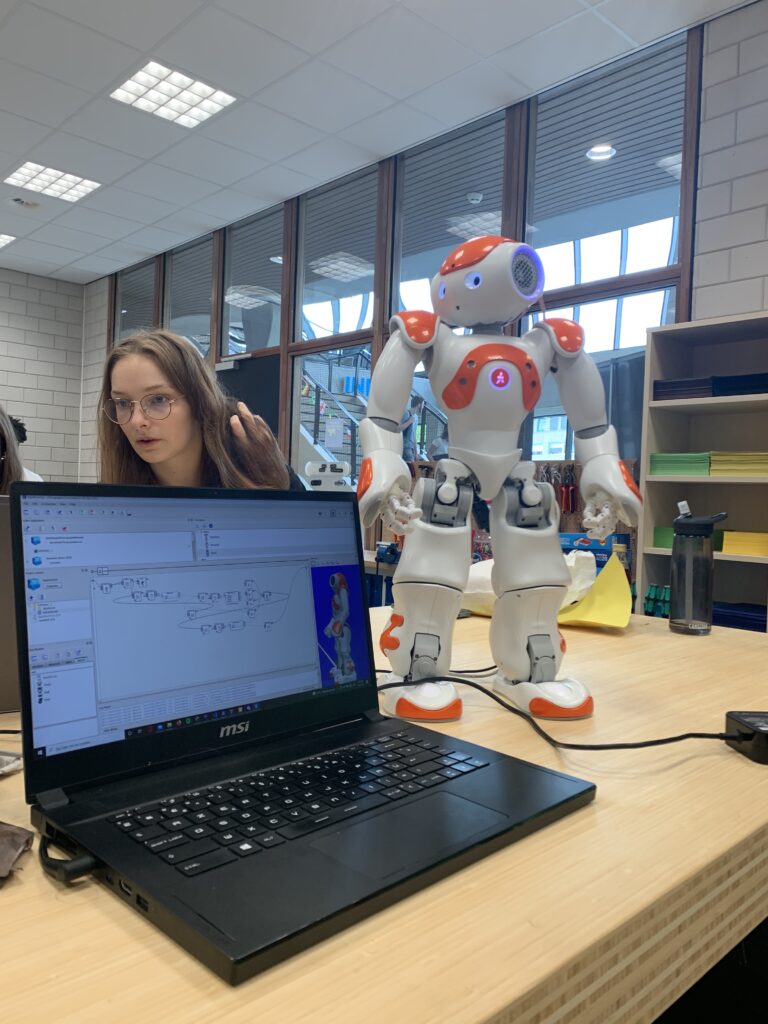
left=10, top=482, right=379, bottom=804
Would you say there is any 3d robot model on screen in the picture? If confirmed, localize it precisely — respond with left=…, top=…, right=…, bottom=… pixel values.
left=357, top=234, right=642, bottom=722
left=323, top=572, right=357, bottom=684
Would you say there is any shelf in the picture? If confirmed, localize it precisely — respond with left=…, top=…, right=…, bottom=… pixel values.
left=644, top=547, right=768, bottom=565
left=646, top=475, right=768, bottom=484
left=649, top=394, right=768, bottom=414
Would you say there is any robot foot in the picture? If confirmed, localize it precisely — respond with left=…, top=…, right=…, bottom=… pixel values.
left=493, top=675, right=594, bottom=720
left=380, top=675, right=463, bottom=721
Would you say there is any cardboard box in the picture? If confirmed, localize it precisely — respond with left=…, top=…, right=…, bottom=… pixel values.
left=559, top=533, right=631, bottom=573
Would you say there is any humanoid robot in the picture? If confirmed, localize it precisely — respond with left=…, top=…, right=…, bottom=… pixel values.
left=357, top=235, right=642, bottom=722
left=323, top=572, right=357, bottom=684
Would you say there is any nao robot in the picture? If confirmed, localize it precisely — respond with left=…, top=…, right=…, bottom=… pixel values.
left=357, top=235, right=642, bottom=722
left=323, top=572, right=357, bottom=683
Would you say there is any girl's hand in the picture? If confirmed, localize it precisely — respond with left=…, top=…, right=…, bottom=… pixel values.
left=230, top=401, right=274, bottom=449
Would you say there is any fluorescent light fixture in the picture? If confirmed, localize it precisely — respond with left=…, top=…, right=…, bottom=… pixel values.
left=3, top=163, right=101, bottom=202
left=0, top=234, right=15, bottom=248
left=111, top=61, right=236, bottom=127
left=225, top=285, right=281, bottom=309
left=586, top=144, right=616, bottom=161
left=309, top=252, right=374, bottom=282
left=446, top=211, right=502, bottom=238
left=657, top=153, right=682, bottom=180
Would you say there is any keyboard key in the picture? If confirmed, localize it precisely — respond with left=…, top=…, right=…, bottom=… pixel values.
left=131, top=825, right=165, bottom=842
left=175, top=847, right=237, bottom=876
left=161, top=817, right=188, bottom=832
left=214, top=831, right=242, bottom=846
left=161, top=838, right=217, bottom=864
left=258, top=815, right=286, bottom=830
left=184, top=824, right=214, bottom=839
left=438, top=767, right=461, bottom=779
left=253, top=832, right=284, bottom=849
left=382, top=787, right=408, bottom=800
left=466, top=758, right=489, bottom=768
left=277, top=794, right=388, bottom=840
left=146, top=832, right=187, bottom=853
left=231, top=840, right=261, bottom=857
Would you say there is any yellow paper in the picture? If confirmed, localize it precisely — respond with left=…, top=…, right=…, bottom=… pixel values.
left=557, top=553, right=632, bottom=628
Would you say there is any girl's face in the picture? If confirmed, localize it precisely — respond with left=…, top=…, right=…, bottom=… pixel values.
left=110, top=354, right=203, bottom=486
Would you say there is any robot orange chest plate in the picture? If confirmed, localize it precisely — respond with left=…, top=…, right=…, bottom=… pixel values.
left=440, top=343, right=541, bottom=411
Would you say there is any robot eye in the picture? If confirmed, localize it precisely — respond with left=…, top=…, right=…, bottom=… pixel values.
left=438, top=282, right=446, bottom=299
left=464, top=271, right=483, bottom=289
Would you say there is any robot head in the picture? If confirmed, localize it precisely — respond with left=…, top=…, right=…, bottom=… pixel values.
left=430, top=235, right=545, bottom=328
left=329, top=572, right=348, bottom=592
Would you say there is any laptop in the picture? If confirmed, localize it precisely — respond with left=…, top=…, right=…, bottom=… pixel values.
left=10, top=481, right=595, bottom=984
left=0, top=495, right=21, bottom=712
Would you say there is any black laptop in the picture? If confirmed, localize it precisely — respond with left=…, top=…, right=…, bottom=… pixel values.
left=10, top=481, right=595, bottom=984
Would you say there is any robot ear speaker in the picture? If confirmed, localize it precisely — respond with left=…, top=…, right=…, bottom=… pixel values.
left=511, top=250, right=543, bottom=299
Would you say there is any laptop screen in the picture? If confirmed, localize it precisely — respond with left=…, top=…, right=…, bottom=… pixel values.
left=13, top=486, right=375, bottom=786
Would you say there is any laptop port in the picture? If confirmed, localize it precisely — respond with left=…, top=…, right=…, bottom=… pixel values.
left=136, top=894, right=149, bottom=912
left=119, top=879, right=133, bottom=897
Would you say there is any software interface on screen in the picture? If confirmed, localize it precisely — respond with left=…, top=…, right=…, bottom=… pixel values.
left=18, top=495, right=370, bottom=758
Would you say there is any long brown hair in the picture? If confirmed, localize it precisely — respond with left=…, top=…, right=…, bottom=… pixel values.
left=0, top=404, right=24, bottom=496
left=98, top=330, right=289, bottom=489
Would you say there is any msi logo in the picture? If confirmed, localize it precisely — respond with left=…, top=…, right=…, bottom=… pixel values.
left=219, top=721, right=250, bottom=739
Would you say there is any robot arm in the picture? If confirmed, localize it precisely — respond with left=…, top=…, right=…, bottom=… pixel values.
left=535, top=318, right=643, bottom=539
left=357, top=312, right=438, bottom=533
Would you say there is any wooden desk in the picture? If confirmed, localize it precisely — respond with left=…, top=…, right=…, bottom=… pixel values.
left=1, top=614, right=766, bottom=1024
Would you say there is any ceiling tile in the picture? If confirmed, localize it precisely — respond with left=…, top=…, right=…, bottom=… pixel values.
left=0, top=183, right=68, bottom=224
left=338, top=104, right=445, bottom=156
left=407, top=62, right=528, bottom=125
left=81, top=186, right=179, bottom=224
left=0, top=5, right=141, bottom=93
left=153, top=208, right=223, bottom=236
left=0, top=111, right=51, bottom=155
left=122, top=225, right=191, bottom=252
left=24, top=133, right=142, bottom=185
left=321, top=6, right=477, bottom=99
left=50, top=205, right=147, bottom=240
left=199, top=102, right=324, bottom=162
left=401, top=0, right=586, bottom=57
left=26, top=223, right=116, bottom=253
left=233, top=165, right=321, bottom=202
left=156, top=136, right=268, bottom=187
left=282, top=137, right=376, bottom=179
left=60, top=99, right=189, bottom=160
left=7, top=238, right=86, bottom=265
left=491, top=11, right=632, bottom=92
left=66, top=254, right=128, bottom=276
left=189, top=188, right=271, bottom=221
left=0, top=253, right=65, bottom=277
left=214, top=0, right=395, bottom=54
left=597, top=0, right=731, bottom=45
left=117, top=164, right=219, bottom=204
left=256, top=61, right=393, bottom=133
left=156, top=7, right=309, bottom=98
left=0, top=60, right=90, bottom=127
left=54, top=267, right=103, bottom=283
left=32, top=0, right=207, bottom=51
left=92, top=240, right=160, bottom=264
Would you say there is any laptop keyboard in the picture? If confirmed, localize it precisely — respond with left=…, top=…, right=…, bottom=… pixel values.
left=107, top=730, right=489, bottom=877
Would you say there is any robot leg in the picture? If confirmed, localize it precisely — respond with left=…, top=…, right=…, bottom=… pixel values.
left=379, top=474, right=473, bottom=721
left=489, top=477, right=593, bottom=719
left=339, top=624, right=356, bottom=681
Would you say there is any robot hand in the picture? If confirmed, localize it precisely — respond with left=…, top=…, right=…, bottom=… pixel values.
left=382, top=490, right=421, bottom=536
left=358, top=448, right=421, bottom=533
left=323, top=624, right=333, bottom=638
left=580, top=456, right=642, bottom=540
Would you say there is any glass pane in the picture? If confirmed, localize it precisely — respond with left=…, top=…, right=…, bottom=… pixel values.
left=298, top=171, right=377, bottom=342
left=578, top=299, right=618, bottom=353
left=618, top=289, right=675, bottom=347
left=165, top=236, right=213, bottom=356
left=290, top=345, right=372, bottom=484
left=397, top=116, right=505, bottom=316
left=223, top=208, right=283, bottom=355
left=115, top=261, right=155, bottom=340
left=536, top=241, right=575, bottom=291
left=527, top=36, right=685, bottom=275
left=580, top=230, right=621, bottom=283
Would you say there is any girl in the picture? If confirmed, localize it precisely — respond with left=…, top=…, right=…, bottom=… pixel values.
left=98, top=330, right=297, bottom=490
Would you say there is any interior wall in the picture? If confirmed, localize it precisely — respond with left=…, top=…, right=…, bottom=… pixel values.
left=0, top=267, right=83, bottom=481
left=693, top=0, right=768, bottom=318
left=79, top=278, right=109, bottom=483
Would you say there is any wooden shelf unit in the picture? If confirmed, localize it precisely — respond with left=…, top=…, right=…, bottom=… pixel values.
left=637, top=312, right=768, bottom=631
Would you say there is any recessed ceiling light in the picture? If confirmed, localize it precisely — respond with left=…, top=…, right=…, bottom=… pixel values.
left=0, top=233, right=16, bottom=248
left=657, top=153, right=682, bottom=180
left=225, top=285, right=281, bottom=309
left=446, top=211, right=502, bottom=238
left=309, top=252, right=374, bottom=282
left=3, top=163, right=100, bottom=202
left=111, top=61, right=236, bottom=127
left=586, top=144, right=616, bottom=162
left=269, top=255, right=284, bottom=265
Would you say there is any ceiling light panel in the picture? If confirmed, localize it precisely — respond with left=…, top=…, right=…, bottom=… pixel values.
left=3, top=163, right=101, bottom=202
left=309, top=252, right=374, bottom=282
left=0, top=234, right=16, bottom=248
left=111, top=62, right=236, bottom=127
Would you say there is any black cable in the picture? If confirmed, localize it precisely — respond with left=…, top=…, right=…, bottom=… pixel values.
left=377, top=674, right=741, bottom=751
left=0, top=729, right=21, bottom=735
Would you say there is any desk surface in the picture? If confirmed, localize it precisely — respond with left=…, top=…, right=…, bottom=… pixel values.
left=1, top=613, right=766, bottom=1024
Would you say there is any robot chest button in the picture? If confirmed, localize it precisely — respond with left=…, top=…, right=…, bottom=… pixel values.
left=442, top=344, right=540, bottom=411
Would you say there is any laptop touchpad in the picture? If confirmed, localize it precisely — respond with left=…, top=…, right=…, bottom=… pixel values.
left=310, top=792, right=508, bottom=880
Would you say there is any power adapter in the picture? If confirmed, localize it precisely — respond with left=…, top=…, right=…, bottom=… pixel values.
left=725, top=712, right=768, bottom=764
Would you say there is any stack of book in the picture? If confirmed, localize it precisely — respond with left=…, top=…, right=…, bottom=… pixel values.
left=653, top=377, right=713, bottom=400
left=712, top=602, right=768, bottom=632
left=721, top=531, right=768, bottom=556
left=649, top=452, right=710, bottom=475
left=653, top=371, right=768, bottom=401
left=709, top=451, right=768, bottom=476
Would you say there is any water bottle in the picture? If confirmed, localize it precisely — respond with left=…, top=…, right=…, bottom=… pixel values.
left=669, top=501, right=727, bottom=635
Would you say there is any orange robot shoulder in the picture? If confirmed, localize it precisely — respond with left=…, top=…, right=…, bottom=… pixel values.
left=389, top=310, right=441, bottom=350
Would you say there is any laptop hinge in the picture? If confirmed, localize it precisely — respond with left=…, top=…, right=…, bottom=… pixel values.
left=37, top=788, right=70, bottom=811
left=364, top=708, right=386, bottom=723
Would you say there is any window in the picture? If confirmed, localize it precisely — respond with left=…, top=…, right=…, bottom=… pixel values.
left=298, top=172, right=377, bottom=342
left=396, top=116, right=505, bottom=317
left=115, top=260, right=155, bottom=340
left=165, top=236, right=214, bottom=356
left=223, top=208, right=283, bottom=356
left=528, top=36, right=686, bottom=284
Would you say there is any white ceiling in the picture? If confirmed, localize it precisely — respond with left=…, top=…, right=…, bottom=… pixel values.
left=0, top=0, right=751, bottom=284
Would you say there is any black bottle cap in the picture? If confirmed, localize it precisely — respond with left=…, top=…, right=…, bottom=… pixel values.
left=672, top=509, right=728, bottom=536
